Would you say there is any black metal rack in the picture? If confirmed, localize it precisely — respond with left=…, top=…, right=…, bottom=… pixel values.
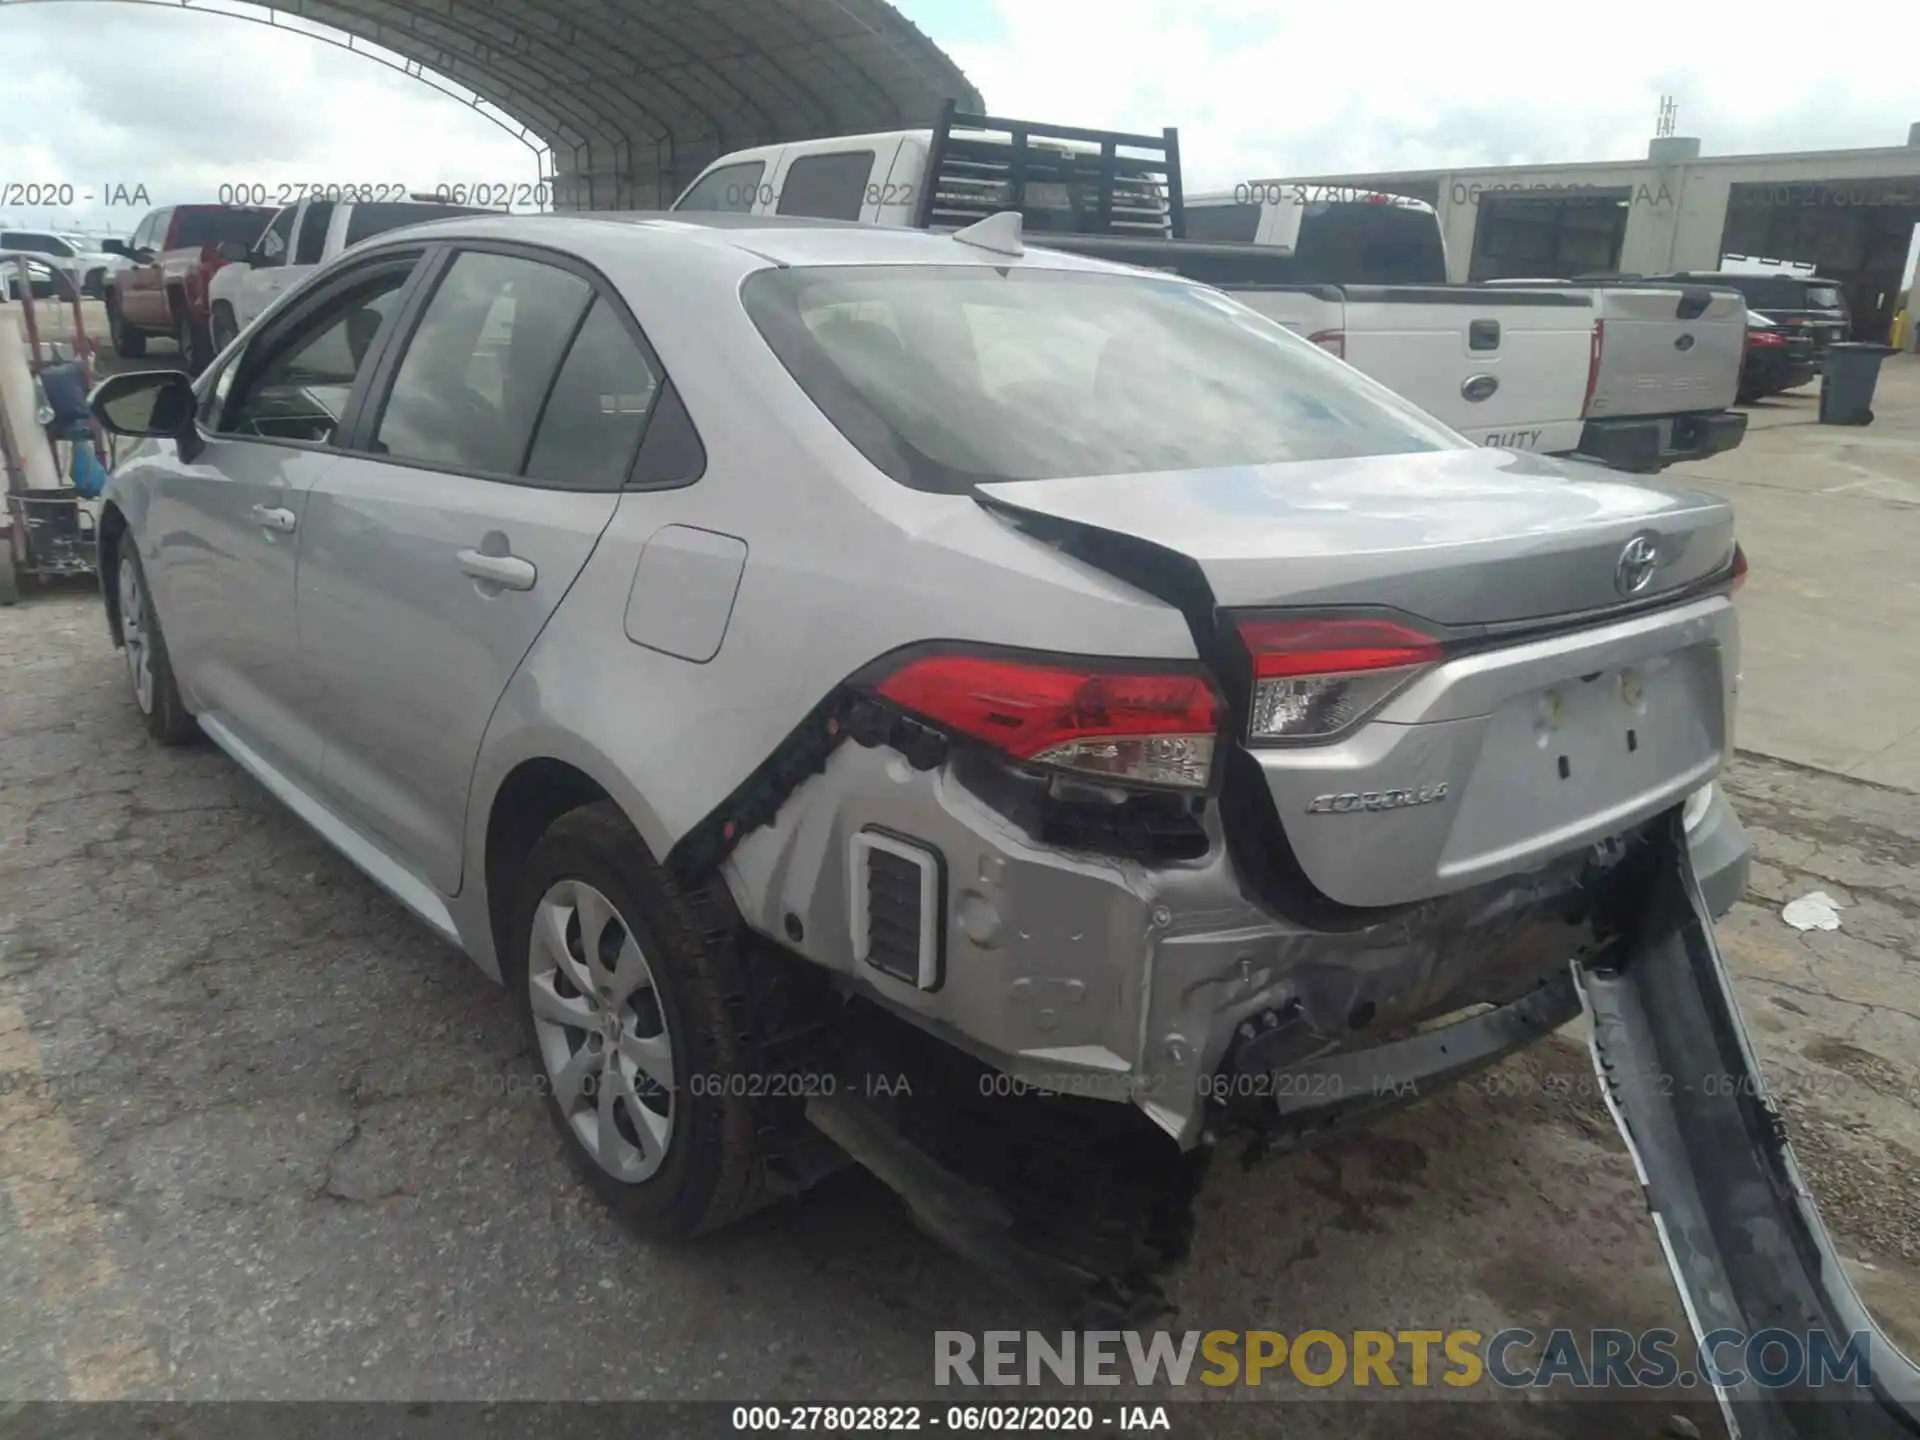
left=911, top=99, right=1186, bottom=239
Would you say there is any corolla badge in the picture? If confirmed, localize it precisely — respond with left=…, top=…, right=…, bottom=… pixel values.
left=1306, top=784, right=1449, bottom=815
left=1615, top=534, right=1661, bottom=595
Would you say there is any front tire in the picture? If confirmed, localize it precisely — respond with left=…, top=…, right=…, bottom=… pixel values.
left=116, top=547, right=197, bottom=744
left=505, top=802, right=779, bottom=1239
left=0, top=535, right=18, bottom=606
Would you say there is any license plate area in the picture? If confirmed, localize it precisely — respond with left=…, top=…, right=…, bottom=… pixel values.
left=1437, top=649, right=1721, bottom=880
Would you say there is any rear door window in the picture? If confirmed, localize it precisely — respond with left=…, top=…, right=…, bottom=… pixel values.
left=295, top=203, right=334, bottom=264
left=522, top=299, right=663, bottom=489
left=1183, top=204, right=1262, bottom=244
left=673, top=161, right=768, bottom=214
left=371, top=250, right=592, bottom=476
left=775, top=152, right=875, bottom=220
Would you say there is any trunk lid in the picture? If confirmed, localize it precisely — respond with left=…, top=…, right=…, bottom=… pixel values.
left=977, top=447, right=1740, bottom=910
left=976, top=445, right=1735, bottom=628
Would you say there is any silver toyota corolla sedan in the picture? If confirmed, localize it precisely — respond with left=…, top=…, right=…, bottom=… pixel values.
left=89, top=210, right=1768, bottom=1313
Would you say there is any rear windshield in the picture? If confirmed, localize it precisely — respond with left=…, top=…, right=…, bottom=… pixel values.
left=174, top=208, right=278, bottom=248
left=741, top=265, right=1462, bottom=493
left=1715, top=275, right=1846, bottom=312
left=1295, top=201, right=1448, bottom=284
left=1184, top=203, right=1262, bottom=244
left=344, top=202, right=487, bottom=248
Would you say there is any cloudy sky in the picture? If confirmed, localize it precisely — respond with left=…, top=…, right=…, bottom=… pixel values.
left=1, top=0, right=1916, bottom=273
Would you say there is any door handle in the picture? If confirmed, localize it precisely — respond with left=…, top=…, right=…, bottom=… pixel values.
left=250, top=504, right=297, bottom=534
left=457, top=548, right=537, bottom=592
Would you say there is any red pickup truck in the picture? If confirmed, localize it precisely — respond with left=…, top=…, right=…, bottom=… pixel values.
left=103, top=205, right=277, bottom=373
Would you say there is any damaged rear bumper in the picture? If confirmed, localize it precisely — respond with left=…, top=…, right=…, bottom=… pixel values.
left=1581, top=819, right=1920, bottom=1438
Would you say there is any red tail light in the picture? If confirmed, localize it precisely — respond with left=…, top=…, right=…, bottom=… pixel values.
left=1730, top=542, right=1748, bottom=592
left=1307, top=328, right=1346, bottom=360
left=1581, top=319, right=1605, bottom=417
left=1235, top=617, right=1442, bottom=741
left=1745, top=327, right=1786, bottom=349
left=873, top=652, right=1223, bottom=790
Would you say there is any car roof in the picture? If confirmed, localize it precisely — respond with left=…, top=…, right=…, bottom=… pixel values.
left=359, top=209, right=1149, bottom=274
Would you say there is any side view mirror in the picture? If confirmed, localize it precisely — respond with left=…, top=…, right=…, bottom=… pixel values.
left=90, top=371, right=201, bottom=460
left=216, top=240, right=250, bottom=264
left=134, top=248, right=158, bottom=265
left=101, top=238, right=129, bottom=257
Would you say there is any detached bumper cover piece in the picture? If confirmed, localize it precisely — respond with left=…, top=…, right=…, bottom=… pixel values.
left=1581, top=821, right=1920, bottom=1439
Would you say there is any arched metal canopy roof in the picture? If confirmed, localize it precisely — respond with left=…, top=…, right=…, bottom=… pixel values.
left=275, top=0, right=984, bottom=208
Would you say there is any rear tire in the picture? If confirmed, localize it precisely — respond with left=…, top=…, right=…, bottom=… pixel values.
left=116, top=547, right=197, bottom=744
left=505, top=802, right=780, bottom=1240
left=0, top=537, right=18, bottom=607
left=211, top=302, right=239, bottom=355
left=106, top=293, right=146, bottom=358
left=172, top=301, right=213, bottom=374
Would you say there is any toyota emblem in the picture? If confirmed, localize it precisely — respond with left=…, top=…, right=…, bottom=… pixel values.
left=1616, top=535, right=1660, bottom=595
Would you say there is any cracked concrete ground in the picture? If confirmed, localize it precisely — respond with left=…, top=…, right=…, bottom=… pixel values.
left=0, top=373, right=1915, bottom=1434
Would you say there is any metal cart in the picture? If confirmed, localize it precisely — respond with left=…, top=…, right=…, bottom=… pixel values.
left=1, top=253, right=108, bottom=605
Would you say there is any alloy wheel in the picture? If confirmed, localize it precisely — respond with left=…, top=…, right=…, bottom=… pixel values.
left=118, top=556, right=154, bottom=714
left=527, top=878, right=675, bottom=1182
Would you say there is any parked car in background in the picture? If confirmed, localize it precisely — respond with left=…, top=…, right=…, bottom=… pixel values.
left=0, top=229, right=127, bottom=297
left=206, top=195, right=492, bottom=350
left=1737, top=311, right=1817, bottom=404
left=1658, top=271, right=1852, bottom=362
left=103, top=204, right=278, bottom=371
left=669, top=106, right=1749, bottom=474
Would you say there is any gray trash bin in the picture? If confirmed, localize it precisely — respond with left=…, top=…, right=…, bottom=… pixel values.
left=1818, top=342, right=1899, bottom=426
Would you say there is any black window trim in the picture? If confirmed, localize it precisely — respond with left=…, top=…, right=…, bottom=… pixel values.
left=197, top=246, right=432, bottom=455
left=773, top=149, right=877, bottom=222
left=340, top=235, right=696, bottom=494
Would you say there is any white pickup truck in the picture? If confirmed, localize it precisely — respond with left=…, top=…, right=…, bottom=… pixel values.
left=668, top=107, right=1749, bottom=472
left=206, top=196, right=489, bottom=351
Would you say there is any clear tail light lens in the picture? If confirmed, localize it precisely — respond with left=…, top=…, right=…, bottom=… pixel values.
left=1236, top=616, right=1443, bottom=742
left=872, top=652, right=1223, bottom=790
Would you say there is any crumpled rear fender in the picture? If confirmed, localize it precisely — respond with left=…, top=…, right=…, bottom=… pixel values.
left=1579, top=817, right=1920, bottom=1439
